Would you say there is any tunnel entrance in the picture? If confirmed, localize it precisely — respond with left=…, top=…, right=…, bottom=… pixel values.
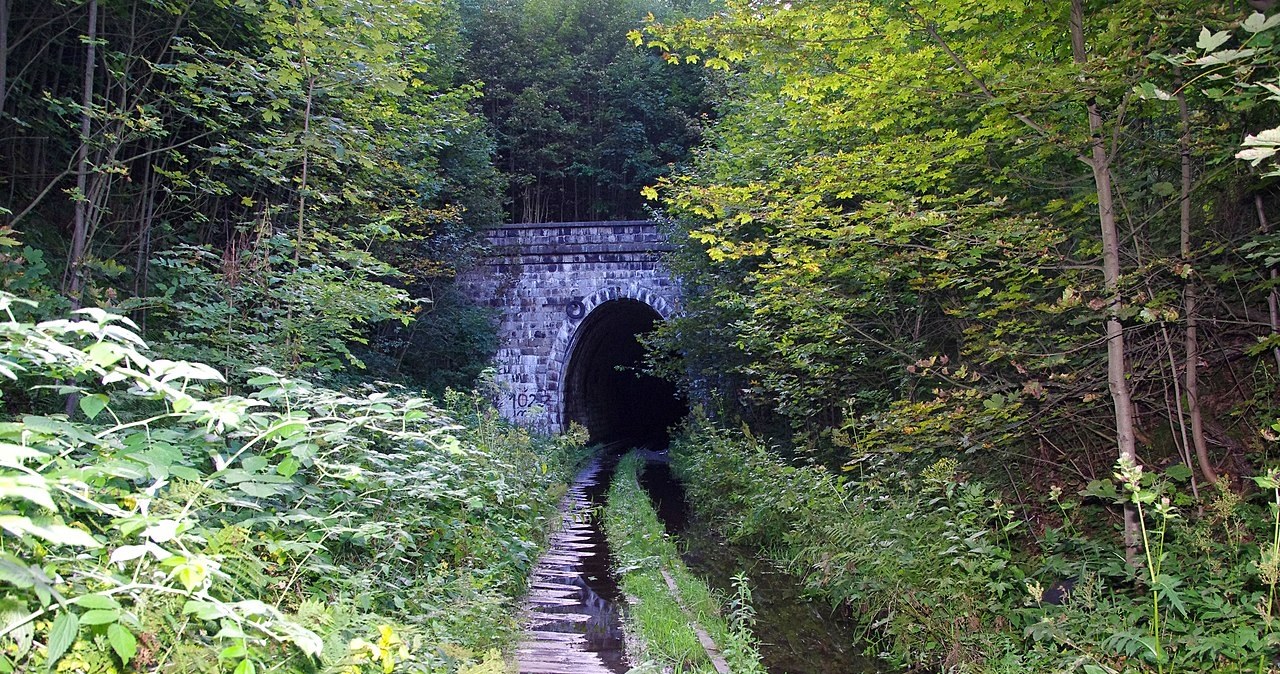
left=563, top=299, right=686, bottom=443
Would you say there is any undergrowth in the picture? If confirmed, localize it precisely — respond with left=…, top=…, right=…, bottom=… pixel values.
left=672, top=415, right=1280, bottom=673
left=0, top=294, right=586, bottom=673
left=602, top=453, right=765, bottom=674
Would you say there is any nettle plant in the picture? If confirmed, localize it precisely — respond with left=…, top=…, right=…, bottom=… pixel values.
left=0, top=293, right=547, bottom=673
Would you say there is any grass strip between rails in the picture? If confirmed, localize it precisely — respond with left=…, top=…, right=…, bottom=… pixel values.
left=603, top=453, right=766, bottom=674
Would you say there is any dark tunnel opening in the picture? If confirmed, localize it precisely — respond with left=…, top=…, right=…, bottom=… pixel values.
left=563, top=299, right=686, bottom=444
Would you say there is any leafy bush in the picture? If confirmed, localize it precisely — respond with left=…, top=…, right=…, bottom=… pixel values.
left=670, top=418, right=1024, bottom=671
left=136, top=236, right=411, bottom=383
left=671, top=415, right=1280, bottom=673
left=1022, top=460, right=1280, bottom=674
left=0, top=294, right=583, bottom=673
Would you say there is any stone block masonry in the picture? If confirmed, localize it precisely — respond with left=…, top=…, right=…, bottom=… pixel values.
left=458, top=221, right=679, bottom=433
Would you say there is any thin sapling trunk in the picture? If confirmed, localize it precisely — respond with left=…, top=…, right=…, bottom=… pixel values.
left=1178, top=81, right=1217, bottom=485
left=1070, top=0, right=1140, bottom=557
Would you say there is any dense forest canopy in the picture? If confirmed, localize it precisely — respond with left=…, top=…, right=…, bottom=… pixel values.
left=461, top=0, right=709, bottom=222
left=4, top=0, right=1280, bottom=672
left=642, top=0, right=1279, bottom=479
left=0, top=0, right=711, bottom=389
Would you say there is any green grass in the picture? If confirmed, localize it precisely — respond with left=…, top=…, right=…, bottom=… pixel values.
left=603, top=453, right=766, bottom=674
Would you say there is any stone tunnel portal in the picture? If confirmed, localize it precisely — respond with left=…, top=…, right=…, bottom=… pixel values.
left=563, top=299, right=686, bottom=443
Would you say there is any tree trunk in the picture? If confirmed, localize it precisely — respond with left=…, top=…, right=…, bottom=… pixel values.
left=65, top=0, right=97, bottom=309
left=1070, top=0, right=1139, bottom=557
left=295, top=73, right=314, bottom=266
left=1178, top=82, right=1217, bottom=485
left=1257, top=195, right=1280, bottom=372
left=0, top=0, right=10, bottom=117
left=1159, top=324, right=1200, bottom=500
left=133, top=146, right=156, bottom=330
left=284, top=23, right=315, bottom=368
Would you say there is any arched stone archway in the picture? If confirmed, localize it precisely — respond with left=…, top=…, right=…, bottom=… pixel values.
left=457, top=221, right=682, bottom=434
left=549, top=287, right=681, bottom=440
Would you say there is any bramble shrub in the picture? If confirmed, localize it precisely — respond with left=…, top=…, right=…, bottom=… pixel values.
left=0, top=293, right=583, bottom=673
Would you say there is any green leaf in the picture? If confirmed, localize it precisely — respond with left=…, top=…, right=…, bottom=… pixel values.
left=0, top=554, right=53, bottom=594
left=71, top=594, right=121, bottom=611
left=1153, top=574, right=1188, bottom=617
left=245, top=374, right=279, bottom=387
left=241, top=455, right=268, bottom=473
left=1194, top=48, right=1257, bottom=66
left=182, top=600, right=229, bottom=621
left=78, top=608, right=121, bottom=625
left=0, top=516, right=100, bottom=547
left=214, top=621, right=247, bottom=640
left=219, top=641, right=247, bottom=661
left=107, top=622, right=137, bottom=663
left=172, top=395, right=194, bottom=413
left=1196, top=27, right=1231, bottom=51
left=236, top=482, right=290, bottom=498
left=0, top=443, right=50, bottom=467
left=234, top=659, right=256, bottom=674
left=1082, top=479, right=1120, bottom=502
left=264, top=421, right=307, bottom=442
left=85, top=342, right=126, bottom=369
left=0, top=475, right=56, bottom=511
left=175, top=560, right=208, bottom=592
left=45, top=611, right=78, bottom=670
left=78, top=394, right=109, bottom=420
left=276, top=457, right=300, bottom=478
left=1136, top=634, right=1162, bottom=660
left=1243, top=12, right=1280, bottom=34
left=272, top=619, right=323, bottom=657
left=1134, top=82, right=1172, bottom=101
left=0, top=599, right=32, bottom=662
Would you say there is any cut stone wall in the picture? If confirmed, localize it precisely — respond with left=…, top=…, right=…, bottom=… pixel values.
left=457, top=221, right=678, bottom=433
